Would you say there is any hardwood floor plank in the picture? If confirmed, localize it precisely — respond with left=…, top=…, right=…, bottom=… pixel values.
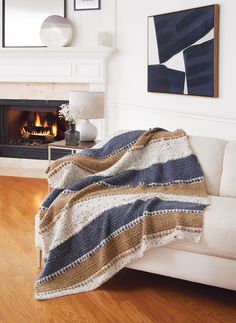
left=0, top=176, right=235, bottom=323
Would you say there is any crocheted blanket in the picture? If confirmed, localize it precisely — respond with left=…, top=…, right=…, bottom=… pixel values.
left=35, top=129, right=209, bottom=300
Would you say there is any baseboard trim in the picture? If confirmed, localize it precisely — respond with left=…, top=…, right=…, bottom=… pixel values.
left=0, top=157, right=48, bottom=178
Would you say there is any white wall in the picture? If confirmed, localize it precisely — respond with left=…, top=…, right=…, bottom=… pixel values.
left=67, top=0, right=116, bottom=48
left=107, top=0, right=236, bottom=140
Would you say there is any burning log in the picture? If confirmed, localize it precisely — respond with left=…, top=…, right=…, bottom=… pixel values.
left=21, top=113, right=57, bottom=143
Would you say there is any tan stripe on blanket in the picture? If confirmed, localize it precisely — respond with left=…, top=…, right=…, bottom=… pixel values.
left=131, top=129, right=186, bottom=151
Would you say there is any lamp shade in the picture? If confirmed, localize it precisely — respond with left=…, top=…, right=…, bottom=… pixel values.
left=69, top=91, right=105, bottom=119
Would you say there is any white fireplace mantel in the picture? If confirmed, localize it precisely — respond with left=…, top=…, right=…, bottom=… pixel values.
left=0, top=47, right=114, bottom=84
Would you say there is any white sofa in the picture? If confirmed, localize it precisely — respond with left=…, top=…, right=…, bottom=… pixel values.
left=35, top=135, right=236, bottom=291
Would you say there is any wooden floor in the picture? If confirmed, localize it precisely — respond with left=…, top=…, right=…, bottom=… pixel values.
left=0, top=176, right=235, bottom=323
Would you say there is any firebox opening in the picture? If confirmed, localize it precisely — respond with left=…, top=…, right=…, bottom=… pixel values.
left=7, top=108, right=65, bottom=146
left=0, top=99, right=69, bottom=160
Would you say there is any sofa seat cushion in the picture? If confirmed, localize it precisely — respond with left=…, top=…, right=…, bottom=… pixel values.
left=36, top=196, right=236, bottom=260
left=167, top=195, right=236, bottom=259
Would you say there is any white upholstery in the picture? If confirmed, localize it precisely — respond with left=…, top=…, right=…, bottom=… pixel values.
left=220, top=141, right=236, bottom=198
left=189, top=136, right=227, bottom=196
left=127, top=248, right=236, bottom=291
left=167, top=196, right=236, bottom=260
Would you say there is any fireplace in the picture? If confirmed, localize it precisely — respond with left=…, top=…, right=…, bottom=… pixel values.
left=0, top=99, right=70, bottom=160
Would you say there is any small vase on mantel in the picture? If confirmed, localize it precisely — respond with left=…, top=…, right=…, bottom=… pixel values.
left=65, top=122, right=80, bottom=146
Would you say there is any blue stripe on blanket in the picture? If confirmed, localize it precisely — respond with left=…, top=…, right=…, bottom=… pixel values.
left=102, top=155, right=203, bottom=187
left=39, top=197, right=204, bottom=279
left=41, top=155, right=203, bottom=209
left=79, top=130, right=145, bottom=158
left=40, top=188, right=63, bottom=210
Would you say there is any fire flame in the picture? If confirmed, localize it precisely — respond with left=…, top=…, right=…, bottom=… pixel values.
left=35, top=113, right=42, bottom=127
left=21, top=113, right=58, bottom=138
left=52, top=124, right=57, bottom=137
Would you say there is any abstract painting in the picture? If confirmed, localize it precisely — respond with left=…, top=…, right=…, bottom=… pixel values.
left=148, top=5, right=219, bottom=97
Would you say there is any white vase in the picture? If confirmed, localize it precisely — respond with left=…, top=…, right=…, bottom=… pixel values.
left=40, top=15, right=72, bottom=47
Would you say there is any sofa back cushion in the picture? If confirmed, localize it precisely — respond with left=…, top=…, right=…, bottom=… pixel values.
left=219, top=141, right=236, bottom=198
left=188, top=136, right=227, bottom=196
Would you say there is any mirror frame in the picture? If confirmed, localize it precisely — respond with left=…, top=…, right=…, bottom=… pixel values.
left=2, top=0, right=67, bottom=48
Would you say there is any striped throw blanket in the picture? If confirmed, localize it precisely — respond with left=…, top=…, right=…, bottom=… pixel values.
left=35, top=128, right=209, bottom=300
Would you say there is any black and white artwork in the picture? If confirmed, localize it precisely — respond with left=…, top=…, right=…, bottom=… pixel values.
left=148, top=5, right=219, bottom=97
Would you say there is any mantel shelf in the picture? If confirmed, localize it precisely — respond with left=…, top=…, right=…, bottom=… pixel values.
left=0, top=47, right=115, bottom=84
left=0, top=47, right=115, bottom=58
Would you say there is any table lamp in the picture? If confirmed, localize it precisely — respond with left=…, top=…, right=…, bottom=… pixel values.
left=69, top=91, right=105, bottom=141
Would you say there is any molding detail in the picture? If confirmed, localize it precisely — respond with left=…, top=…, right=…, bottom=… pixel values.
left=113, top=103, right=236, bottom=125
left=0, top=47, right=114, bottom=83
left=108, top=103, right=236, bottom=140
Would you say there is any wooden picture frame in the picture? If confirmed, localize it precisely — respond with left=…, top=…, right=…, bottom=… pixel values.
left=148, top=5, right=219, bottom=97
left=74, top=0, right=101, bottom=11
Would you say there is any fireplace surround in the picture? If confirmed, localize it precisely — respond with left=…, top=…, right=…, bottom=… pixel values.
left=0, top=47, right=113, bottom=162
left=0, top=99, right=70, bottom=160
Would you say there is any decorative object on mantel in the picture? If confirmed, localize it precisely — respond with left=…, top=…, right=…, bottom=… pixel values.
left=74, top=0, right=101, bottom=11
left=59, top=103, right=80, bottom=146
left=148, top=5, right=219, bottom=97
left=40, top=15, right=72, bottom=47
left=97, top=31, right=109, bottom=47
left=69, top=91, right=105, bottom=142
